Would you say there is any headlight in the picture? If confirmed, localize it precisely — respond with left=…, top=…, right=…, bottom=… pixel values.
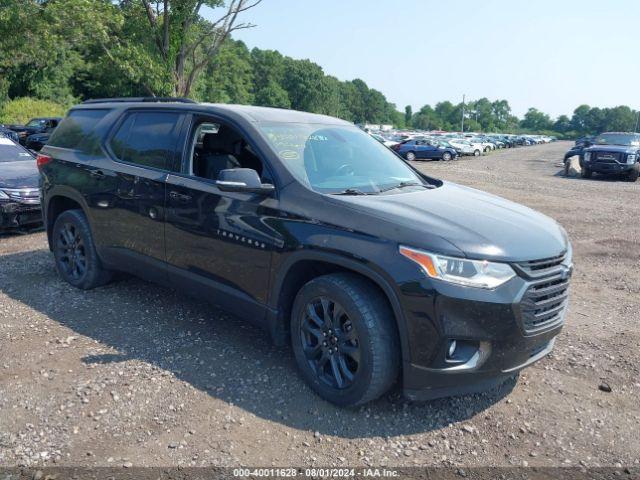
left=399, top=246, right=516, bottom=289
left=627, top=154, right=636, bottom=164
left=584, top=152, right=591, bottom=162
left=0, top=190, right=9, bottom=200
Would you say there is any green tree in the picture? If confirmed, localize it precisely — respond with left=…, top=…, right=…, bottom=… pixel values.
left=404, top=105, right=412, bottom=127
left=520, top=107, right=553, bottom=131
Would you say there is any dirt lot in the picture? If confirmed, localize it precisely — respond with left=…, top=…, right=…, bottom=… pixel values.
left=0, top=141, right=638, bottom=469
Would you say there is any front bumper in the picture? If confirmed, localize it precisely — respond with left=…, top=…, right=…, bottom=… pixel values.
left=586, top=161, right=635, bottom=174
left=397, top=255, right=571, bottom=401
left=0, top=202, right=43, bottom=229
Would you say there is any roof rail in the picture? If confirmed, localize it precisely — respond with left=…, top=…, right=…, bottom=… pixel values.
left=82, top=97, right=197, bottom=105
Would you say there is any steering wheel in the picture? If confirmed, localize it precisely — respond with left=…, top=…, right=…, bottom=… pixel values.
left=335, top=164, right=355, bottom=176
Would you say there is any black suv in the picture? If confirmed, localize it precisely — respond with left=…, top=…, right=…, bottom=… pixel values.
left=39, top=98, right=573, bottom=406
left=581, top=132, right=640, bottom=181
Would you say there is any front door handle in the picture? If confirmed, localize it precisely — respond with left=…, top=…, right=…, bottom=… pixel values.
left=90, top=169, right=105, bottom=179
left=169, top=191, right=192, bottom=203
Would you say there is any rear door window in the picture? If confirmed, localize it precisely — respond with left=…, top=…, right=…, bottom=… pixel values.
left=47, top=109, right=108, bottom=151
left=109, top=111, right=182, bottom=171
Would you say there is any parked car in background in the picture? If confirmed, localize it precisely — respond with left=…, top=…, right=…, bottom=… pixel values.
left=370, top=133, right=399, bottom=148
left=8, top=117, right=61, bottom=145
left=448, top=139, right=482, bottom=156
left=393, top=139, right=457, bottom=161
left=39, top=98, right=572, bottom=406
left=0, top=125, right=20, bottom=143
left=563, top=137, right=594, bottom=164
left=582, top=132, right=640, bottom=181
left=0, top=137, right=42, bottom=230
left=470, top=137, right=495, bottom=152
left=25, top=132, right=51, bottom=152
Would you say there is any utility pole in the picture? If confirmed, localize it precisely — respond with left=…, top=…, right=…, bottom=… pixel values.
left=461, top=94, right=465, bottom=132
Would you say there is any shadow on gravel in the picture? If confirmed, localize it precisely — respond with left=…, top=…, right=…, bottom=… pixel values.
left=0, top=248, right=515, bottom=439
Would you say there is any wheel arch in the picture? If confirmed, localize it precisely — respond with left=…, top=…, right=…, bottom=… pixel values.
left=45, top=188, right=90, bottom=251
left=267, top=251, right=411, bottom=364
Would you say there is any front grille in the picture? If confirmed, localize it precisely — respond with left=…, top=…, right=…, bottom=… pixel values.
left=520, top=275, right=569, bottom=333
left=594, top=151, right=623, bottom=164
left=515, top=254, right=571, bottom=334
left=516, top=254, right=566, bottom=278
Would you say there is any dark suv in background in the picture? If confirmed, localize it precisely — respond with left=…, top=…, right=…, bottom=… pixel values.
left=38, top=98, right=572, bottom=406
left=581, top=132, right=640, bottom=181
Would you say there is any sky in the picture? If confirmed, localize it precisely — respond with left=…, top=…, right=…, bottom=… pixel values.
left=204, top=0, right=640, bottom=119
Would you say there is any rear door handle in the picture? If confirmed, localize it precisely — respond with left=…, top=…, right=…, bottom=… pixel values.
left=169, top=191, right=192, bottom=203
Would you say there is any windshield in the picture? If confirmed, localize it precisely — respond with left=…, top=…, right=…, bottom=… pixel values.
left=258, top=123, right=424, bottom=194
left=595, top=133, right=640, bottom=146
left=0, top=138, right=34, bottom=162
left=26, top=119, right=47, bottom=127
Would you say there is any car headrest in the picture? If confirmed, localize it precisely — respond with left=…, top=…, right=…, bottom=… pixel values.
left=202, top=127, right=238, bottom=154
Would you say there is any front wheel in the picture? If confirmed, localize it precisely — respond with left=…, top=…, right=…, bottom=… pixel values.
left=581, top=167, right=592, bottom=179
left=442, top=152, right=452, bottom=161
left=290, top=273, right=400, bottom=407
left=52, top=209, right=113, bottom=289
left=627, top=165, right=639, bottom=182
left=405, top=151, right=416, bottom=161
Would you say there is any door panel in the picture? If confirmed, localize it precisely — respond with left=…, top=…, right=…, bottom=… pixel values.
left=164, top=174, right=279, bottom=320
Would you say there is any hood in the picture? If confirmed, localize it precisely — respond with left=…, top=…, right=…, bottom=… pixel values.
left=328, top=182, right=567, bottom=262
left=0, top=161, right=39, bottom=189
left=586, top=144, right=635, bottom=154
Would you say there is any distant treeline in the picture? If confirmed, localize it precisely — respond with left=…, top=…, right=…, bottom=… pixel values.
left=0, top=1, right=636, bottom=136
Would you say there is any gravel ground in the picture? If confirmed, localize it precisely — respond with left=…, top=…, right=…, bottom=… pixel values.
left=0, top=141, right=638, bottom=469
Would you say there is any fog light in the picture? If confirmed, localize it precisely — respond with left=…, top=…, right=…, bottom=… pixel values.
left=447, top=340, right=457, bottom=359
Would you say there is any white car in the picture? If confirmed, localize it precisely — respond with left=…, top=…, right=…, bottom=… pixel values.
left=370, top=133, right=399, bottom=148
left=448, top=139, right=483, bottom=156
left=470, top=138, right=495, bottom=152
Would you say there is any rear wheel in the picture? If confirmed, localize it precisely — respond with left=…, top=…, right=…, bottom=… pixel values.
left=405, top=151, right=416, bottom=161
left=52, top=209, right=113, bottom=289
left=581, top=167, right=592, bottom=179
left=474, top=149, right=481, bottom=157
left=290, top=273, right=400, bottom=406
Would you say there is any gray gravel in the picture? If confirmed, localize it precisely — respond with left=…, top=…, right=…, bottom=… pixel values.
left=0, top=141, right=638, bottom=468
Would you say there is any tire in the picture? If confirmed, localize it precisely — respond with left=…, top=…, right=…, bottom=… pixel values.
left=627, top=165, right=639, bottom=182
left=581, top=167, right=592, bottom=179
left=290, top=273, right=400, bottom=407
left=473, top=149, right=481, bottom=157
left=52, top=209, right=113, bottom=289
left=442, top=152, right=452, bottom=161
left=405, top=151, right=416, bottom=161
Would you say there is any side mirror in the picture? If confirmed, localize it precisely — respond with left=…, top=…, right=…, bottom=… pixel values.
left=216, top=168, right=275, bottom=194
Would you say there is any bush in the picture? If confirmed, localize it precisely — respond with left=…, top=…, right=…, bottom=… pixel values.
left=0, top=97, right=68, bottom=125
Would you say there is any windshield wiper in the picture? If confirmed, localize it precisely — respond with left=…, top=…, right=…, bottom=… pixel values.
left=378, top=181, right=434, bottom=193
left=331, top=188, right=375, bottom=196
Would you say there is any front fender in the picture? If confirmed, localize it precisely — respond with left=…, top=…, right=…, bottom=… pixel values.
left=268, top=248, right=413, bottom=364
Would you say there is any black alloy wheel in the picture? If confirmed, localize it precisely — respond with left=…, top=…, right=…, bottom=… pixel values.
left=52, top=209, right=113, bottom=289
left=299, top=296, right=360, bottom=389
left=56, top=222, right=87, bottom=281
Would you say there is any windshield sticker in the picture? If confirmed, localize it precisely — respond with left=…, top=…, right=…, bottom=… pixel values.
left=279, top=150, right=299, bottom=160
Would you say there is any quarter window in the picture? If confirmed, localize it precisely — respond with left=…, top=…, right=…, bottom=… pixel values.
left=110, top=112, right=181, bottom=171
left=47, top=109, right=108, bottom=151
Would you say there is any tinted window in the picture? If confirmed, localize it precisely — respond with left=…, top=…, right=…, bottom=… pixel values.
left=48, top=109, right=108, bottom=151
left=110, top=112, right=181, bottom=170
